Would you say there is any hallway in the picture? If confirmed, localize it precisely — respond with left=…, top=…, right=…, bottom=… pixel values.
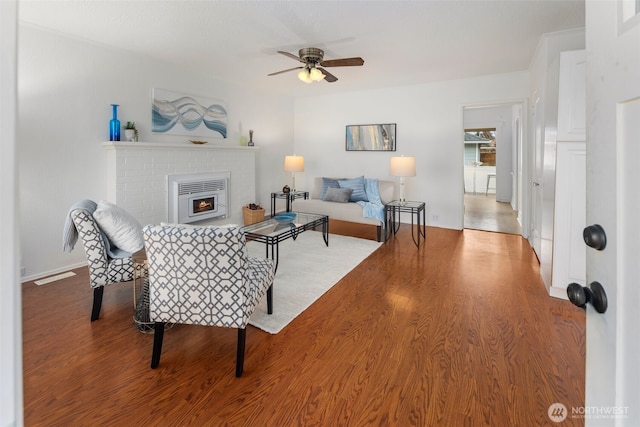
left=464, top=193, right=522, bottom=235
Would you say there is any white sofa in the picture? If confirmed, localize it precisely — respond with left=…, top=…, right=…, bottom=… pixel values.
left=292, top=177, right=395, bottom=241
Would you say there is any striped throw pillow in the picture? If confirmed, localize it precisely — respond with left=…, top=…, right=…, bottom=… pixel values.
left=338, top=176, right=369, bottom=202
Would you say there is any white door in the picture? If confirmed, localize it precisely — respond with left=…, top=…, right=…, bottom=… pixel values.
left=512, top=105, right=522, bottom=214
left=1, top=1, right=21, bottom=425
left=529, top=94, right=543, bottom=258
left=583, top=1, right=640, bottom=425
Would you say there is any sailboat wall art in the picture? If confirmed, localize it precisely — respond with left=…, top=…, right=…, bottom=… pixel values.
left=152, top=88, right=227, bottom=139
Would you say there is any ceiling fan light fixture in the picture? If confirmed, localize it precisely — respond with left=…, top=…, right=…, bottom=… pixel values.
left=270, top=47, right=363, bottom=83
left=297, top=68, right=313, bottom=83
left=309, top=67, right=324, bottom=81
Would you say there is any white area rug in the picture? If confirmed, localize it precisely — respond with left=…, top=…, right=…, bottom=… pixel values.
left=247, top=232, right=382, bottom=334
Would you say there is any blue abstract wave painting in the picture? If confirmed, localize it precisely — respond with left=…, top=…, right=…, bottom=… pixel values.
left=152, top=89, right=227, bottom=138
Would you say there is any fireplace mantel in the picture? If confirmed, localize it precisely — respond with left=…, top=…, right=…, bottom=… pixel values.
left=103, top=141, right=259, bottom=151
left=103, top=141, right=257, bottom=227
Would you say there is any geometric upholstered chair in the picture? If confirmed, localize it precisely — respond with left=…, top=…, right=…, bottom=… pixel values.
left=65, top=200, right=138, bottom=321
left=143, top=224, right=275, bottom=377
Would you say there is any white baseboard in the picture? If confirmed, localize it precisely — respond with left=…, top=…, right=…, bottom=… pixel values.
left=549, top=285, right=569, bottom=300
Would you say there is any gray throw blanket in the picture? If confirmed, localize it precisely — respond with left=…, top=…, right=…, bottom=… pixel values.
left=63, top=200, right=97, bottom=252
left=62, top=199, right=131, bottom=259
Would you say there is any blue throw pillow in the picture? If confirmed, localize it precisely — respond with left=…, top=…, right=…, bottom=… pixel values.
left=338, top=176, right=369, bottom=202
left=321, top=177, right=342, bottom=199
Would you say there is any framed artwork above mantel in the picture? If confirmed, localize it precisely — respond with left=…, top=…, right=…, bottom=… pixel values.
left=152, top=88, right=228, bottom=139
left=345, top=123, right=396, bottom=151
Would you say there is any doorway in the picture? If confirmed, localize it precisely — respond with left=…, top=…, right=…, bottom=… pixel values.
left=463, top=105, right=523, bottom=235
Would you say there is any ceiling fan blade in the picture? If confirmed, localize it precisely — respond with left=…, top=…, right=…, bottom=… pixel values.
left=318, top=67, right=338, bottom=83
left=277, top=51, right=305, bottom=63
left=268, top=66, right=303, bottom=76
left=320, top=57, right=364, bottom=67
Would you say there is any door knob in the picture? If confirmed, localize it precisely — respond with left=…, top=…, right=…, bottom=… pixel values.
left=583, top=224, right=606, bottom=250
left=567, top=282, right=608, bottom=313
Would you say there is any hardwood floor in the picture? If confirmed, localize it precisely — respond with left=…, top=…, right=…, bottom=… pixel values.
left=464, top=194, right=522, bottom=235
left=22, top=226, right=585, bottom=426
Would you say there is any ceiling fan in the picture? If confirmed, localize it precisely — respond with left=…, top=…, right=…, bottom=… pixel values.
left=268, top=47, right=364, bottom=83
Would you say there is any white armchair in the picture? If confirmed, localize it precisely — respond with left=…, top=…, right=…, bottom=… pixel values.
left=67, top=201, right=135, bottom=321
left=143, top=224, right=275, bottom=377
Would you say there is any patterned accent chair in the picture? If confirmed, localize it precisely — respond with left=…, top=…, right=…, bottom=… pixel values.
left=143, top=224, right=275, bottom=377
left=71, top=208, right=134, bottom=321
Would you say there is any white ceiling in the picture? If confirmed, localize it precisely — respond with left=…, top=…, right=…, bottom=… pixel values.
left=18, top=0, right=585, bottom=98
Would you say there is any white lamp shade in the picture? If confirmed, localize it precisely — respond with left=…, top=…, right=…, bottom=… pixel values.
left=390, top=156, right=416, bottom=177
left=284, top=155, right=305, bottom=172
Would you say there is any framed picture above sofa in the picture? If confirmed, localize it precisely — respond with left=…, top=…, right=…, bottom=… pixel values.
left=345, top=123, right=396, bottom=151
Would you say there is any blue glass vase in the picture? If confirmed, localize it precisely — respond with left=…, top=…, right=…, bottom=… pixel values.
left=109, top=104, right=120, bottom=141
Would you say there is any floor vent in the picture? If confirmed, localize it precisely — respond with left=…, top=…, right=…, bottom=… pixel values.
left=35, top=271, right=77, bottom=286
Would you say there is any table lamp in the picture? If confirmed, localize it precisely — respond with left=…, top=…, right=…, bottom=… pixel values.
left=284, top=155, right=305, bottom=191
left=390, top=155, right=416, bottom=204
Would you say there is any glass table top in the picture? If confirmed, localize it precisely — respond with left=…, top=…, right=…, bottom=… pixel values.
left=241, top=212, right=327, bottom=237
left=385, top=201, right=425, bottom=209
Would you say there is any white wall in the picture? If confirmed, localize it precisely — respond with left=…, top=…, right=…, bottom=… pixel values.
left=1, top=2, right=22, bottom=425
left=293, top=72, right=528, bottom=230
left=17, top=25, right=293, bottom=280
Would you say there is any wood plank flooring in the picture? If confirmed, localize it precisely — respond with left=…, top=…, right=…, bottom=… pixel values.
left=464, top=194, right=522, bottom=235
left=22, top=226, right=585, bottom=426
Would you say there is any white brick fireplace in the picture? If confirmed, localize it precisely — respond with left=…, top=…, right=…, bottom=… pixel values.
left=104, top=141, right=257, bottom=226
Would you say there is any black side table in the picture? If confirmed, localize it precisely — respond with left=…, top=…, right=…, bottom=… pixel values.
left=384, top=201, right=426, bottom=248
left=271, top=190, right=309, bottom=217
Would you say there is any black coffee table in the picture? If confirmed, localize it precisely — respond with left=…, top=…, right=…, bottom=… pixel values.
left=241, top=212, right=329, bottom=315
left=241, top=212, right=329, bottom=272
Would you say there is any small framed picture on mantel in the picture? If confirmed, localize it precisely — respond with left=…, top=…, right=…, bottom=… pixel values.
left=345, top=123, right=396, bottom=151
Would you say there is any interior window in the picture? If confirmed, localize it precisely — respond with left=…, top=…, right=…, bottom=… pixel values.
left=464, top=129, right=496, bottom=166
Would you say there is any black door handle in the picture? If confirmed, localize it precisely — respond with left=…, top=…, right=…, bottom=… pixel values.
left=567, top=282, right=608, bottom=313
left=583, top=224, right=606, bottom=250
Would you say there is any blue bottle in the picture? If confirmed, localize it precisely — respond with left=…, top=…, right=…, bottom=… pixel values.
left=110, top=104, right=120, bottom=141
